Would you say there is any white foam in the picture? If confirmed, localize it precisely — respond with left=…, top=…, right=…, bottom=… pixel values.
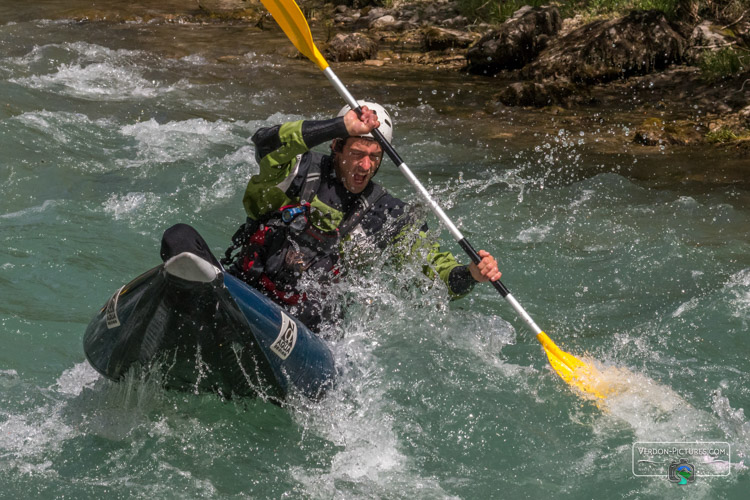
left=675, top=195, right=699, bottom=208
left=711, top=389, right=750, bottom=461
left=290, top=360, right=456, bottom=498
left=120, top=117, right=236, bottom=143
left=102, top=192, right=150, bottom=219
left=14, top=110, right=111, bottom=144
left=672, top=296, right=700, bottom=317
left=670, top=268, right=750, bottom=321
left=180, top=54, right=208, bottom=65
left=0, top=403, right=76, bottom=467
left=0, top=369, right=19, bottom=387
left=285, top=289, right=462, bottom=497
left=517, top=224, right=552, bottom=243
left=726, top=269, right=750, bottom=319
left=55, top=362, right=101, bottom=396
left=0, top=362, right=169, bottom=479
left=240, top=51, right=285, bottom=68
left=0, top=200, right=56, bottom=220
left=9, top=41, right=186, bottom=100
left=576, top=363, right=748, bottom=482
left=117, top=118, right=240, bottom=167
left=197, top=157, right=253, bottom=208
left=14, top=62, right=168, bottom=100
left=570, top=188, right=595, bottom=208
left=101, top=192, right=178, bottom=226
left=262, top=111, right=305, bottom=125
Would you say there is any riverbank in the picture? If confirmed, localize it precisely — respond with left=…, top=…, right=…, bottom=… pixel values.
left=8, top=0, right=749, bottom=181
left=320, top=1, right=750, bottom=158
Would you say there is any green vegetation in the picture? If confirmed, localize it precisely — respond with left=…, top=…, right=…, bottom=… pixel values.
left=705, top=126, right=739, bottom=143
left=450, top=0, right=686, bottom=24
left=582, top=0, right=681, bottom=19
left=454, top=0, right=548, bottom=24
left=694, top=0, right=748, bottom=24
left=699, top=47, right=747, bottom=82
left=449, top=0, right=745, bottom=25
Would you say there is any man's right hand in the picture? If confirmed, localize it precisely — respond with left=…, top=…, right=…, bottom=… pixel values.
left=343, top=105, right=380, bottom=136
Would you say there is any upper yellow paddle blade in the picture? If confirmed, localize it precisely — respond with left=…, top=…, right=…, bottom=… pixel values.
left=259, top=0, right=329, bottom=71
left=536, top=332, right=611, bottom=399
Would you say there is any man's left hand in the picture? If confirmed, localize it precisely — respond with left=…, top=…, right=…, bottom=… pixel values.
left=469, top=250, right=501, bottom=282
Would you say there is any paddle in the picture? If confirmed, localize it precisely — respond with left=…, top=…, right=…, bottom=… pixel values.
left=258, top=0, right=611, bottom=399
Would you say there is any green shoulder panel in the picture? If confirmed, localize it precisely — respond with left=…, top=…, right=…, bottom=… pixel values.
left=243, top=120, right=345, bottom=232
left=243, top=120, right=308, bottom=219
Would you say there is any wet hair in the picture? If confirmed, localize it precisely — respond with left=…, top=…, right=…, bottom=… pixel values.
left=331, top=138, right=345, bottom=153
left=332, top=136, right=379, bottom=154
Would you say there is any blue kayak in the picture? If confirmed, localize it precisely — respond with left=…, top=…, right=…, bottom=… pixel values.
left=83, top=252, right=336, bottom=400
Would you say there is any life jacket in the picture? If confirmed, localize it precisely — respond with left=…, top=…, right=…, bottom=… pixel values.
left=222, top=158, right=387, bottom=306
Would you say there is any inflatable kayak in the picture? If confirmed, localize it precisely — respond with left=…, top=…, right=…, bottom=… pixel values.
left=83, top=251, right=336, bottom=400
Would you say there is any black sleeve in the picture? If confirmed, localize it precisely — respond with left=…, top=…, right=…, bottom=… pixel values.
left=251, top=118, right=348, bottom=164
left=448, top=265, right=475, bottom=296
left=301, top=117, right=349, bottom=148
left=251, top=125, right=282, bottom=163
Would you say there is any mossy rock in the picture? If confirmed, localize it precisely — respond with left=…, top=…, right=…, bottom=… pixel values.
left=420, top=26, right=476, bottom=51
left=634, top=117, right=702, bottom=146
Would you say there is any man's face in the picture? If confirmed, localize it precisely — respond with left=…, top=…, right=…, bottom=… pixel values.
left=334, top=137, right=383, bottom=194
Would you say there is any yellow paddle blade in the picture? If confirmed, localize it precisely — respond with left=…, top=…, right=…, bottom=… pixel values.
left=536, top=332, right=612, bottom=399
left=259, top=0, right=329, bottom=71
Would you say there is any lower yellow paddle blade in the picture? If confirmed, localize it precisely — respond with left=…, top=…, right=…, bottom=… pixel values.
left=259, top=0, right=330, bottom=71
left=536, top=332, right=611, bottom=399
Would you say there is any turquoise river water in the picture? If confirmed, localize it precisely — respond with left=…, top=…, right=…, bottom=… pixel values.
left=1, top=5, right=749, bottom=500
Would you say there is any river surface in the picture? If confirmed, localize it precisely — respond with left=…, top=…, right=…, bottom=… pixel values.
left=1, top=4, right=749, bottom=499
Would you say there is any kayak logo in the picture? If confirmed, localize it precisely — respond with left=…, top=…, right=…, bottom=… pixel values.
left=105, top=286, right=124, bottom=329
left=270, top=312, right=298, bottom=360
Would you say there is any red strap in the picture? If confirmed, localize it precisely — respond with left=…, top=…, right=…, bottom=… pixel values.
left=259, top=274, right=305, bottom=305
left=249, top=226, right=270, bottom=246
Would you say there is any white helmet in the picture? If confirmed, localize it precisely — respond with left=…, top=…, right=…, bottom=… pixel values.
left=337, top=101, right=393, bottom=144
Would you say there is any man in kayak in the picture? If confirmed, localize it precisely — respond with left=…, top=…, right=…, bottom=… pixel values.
left=214, top=102, right=501, bottom=332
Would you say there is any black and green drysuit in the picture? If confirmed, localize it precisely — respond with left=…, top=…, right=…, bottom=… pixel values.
left=226, top=117, right=475, bottom=331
